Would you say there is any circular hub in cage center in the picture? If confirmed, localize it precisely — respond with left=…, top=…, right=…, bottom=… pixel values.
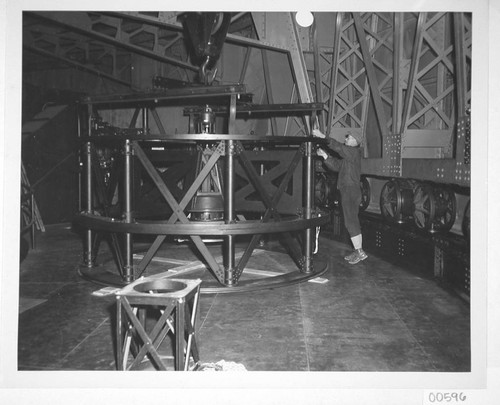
left=133, top=279, right=188, bottom=295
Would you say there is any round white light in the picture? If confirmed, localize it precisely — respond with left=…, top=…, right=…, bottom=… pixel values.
left=295, top=11, right=314, bottom=27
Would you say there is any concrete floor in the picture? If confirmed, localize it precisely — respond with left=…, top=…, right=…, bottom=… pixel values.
left=17, top=223, right=470, bottom=372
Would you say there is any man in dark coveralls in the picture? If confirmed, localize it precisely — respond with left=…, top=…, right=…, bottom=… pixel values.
left=312, top=128, right=368, bottom=265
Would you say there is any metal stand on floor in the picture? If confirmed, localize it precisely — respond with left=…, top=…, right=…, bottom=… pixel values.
left=116, top=277, right=202, bottom=371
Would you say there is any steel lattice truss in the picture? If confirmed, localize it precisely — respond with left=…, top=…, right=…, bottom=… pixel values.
left=402, top=12, right=457, bottom=132
left=330, top=14, right=369, bottom=131
left=307, top=12, right=471, bottom=138
left=23, top=11, right=258, bottom=90
left=357, top=13, right=395, bottom=129
left=307, top=13, right=394, bottom=137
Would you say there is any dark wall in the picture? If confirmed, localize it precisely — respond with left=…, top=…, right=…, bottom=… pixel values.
left=22, top=94, right=80, bottom=225
left=22, top=83, right=83, bottom=124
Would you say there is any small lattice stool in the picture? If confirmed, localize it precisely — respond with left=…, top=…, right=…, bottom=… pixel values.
left=116, top=277, right=201, bottom=371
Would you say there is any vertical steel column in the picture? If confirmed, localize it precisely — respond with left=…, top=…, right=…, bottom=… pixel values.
left=453, top=12, right=467, bottom=118
left=175, top=299, right=185, bottom=371
left=77, top=108, right=82, bottom=212
left=288, top=12, right=314, bottom=105
left=224, top=139, right=236, bottom=285
left=84, top=103, right=94, bottom=267
left=116, top=296, right=123, bottom=370
left=327, top=12, right=342, bottom=136
left=302, top=141, right=314, bottom=273
left=85, top=142, right=93, bottom=267
left=392, top=13, right=403, bottom=134
left=30, top=193, right=36, bottom=249
left=400, top=12, right=426, bottom=134
left=261, top=49, right=278, bottom=135
left=224, top=95, right=237, bottom=285
left=123, top=140, right=134, bottom=282
left=142, top=107, right=148, bottom=131
left=353, top=13, right=389, bottom=142
left=312, top=18, right=325, bottom=132
left=239, top=47, right=251, bottom=84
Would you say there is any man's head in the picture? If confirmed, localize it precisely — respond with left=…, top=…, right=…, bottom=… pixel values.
left=345, top=132, right=362, bottom=147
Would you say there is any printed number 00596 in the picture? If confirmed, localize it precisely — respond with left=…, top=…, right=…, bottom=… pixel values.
left=428, top=392, right=467, bottom=402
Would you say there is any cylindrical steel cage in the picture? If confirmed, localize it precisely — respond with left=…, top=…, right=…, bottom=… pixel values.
left=75, top=86, right=329, bottom=292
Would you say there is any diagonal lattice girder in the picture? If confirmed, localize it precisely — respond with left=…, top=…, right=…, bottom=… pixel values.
left=402, top=12, right=456, bottom=131
left=127, top=139, right=311, bottom=285
left=411, top=83, right=454, bottom=128
left=133, top=149, right=202, bottom=277
left=233, top=142, right=306, bottom=278
left=133, top=142, right=225, bottom=282
left=234, top=150, right=302, bottom=212
left=309, top=12, right=394, bottom=136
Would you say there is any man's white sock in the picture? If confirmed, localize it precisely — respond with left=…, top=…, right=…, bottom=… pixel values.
left=351, top=234, right=362, bottom=250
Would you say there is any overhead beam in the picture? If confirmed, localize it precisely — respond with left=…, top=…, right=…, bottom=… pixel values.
left=24, top=44, right=133, bottom=88
left=26, top=11, right=199, bottom=72
left=109, top=11, right=290, bottom=54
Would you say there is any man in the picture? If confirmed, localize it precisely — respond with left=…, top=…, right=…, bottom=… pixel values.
left=313, top=128, right=368, bottom=265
